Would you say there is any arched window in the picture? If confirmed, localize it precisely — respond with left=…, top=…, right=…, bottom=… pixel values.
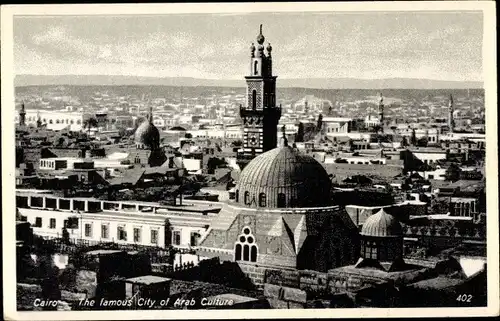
left=49, top=119, right=53, bottom=124
left=56, top=119, right=60, bottom=124
left=251, top=245, right=257, bottom=262
left=135, top=156, right=141, bottom=164
left=254, top=61, right=258, bottom=75
left=70, top=120, right=74, bottom=124
left=244, top=191, right=250, bottom=205
left=258, top=193, right=266, bottom=207
left=235, top=243, right=242, bottom=261
left=234, top=226, right=258, bottom=263
left=252, top=90, right=257, bottom=110
left=277, top=193, right=286, bottom=208
left=243, top=244, right=250, bottom=261
left=235, top=190, right=239, bottom=203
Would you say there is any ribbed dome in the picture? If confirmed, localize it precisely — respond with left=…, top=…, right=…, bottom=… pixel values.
left=235, top=146, right=332, bottom=208
left=134, top=119, right=160, bottom=150
left=361, top=209, right=403, bottom=237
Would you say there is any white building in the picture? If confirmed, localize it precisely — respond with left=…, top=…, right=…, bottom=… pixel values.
left=322, top=117, right=352, bottom=136
left=16, top=190, right=219, bottom=249
left=19, top=109, right=87, bottom=131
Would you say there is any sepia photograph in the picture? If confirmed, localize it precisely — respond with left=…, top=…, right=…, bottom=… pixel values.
left=1, top=2, right=498, bottom=320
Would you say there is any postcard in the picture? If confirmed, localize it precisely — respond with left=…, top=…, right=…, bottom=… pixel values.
left=1, top=1, right=498, bottom=320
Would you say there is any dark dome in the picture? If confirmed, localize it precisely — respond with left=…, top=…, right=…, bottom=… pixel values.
left=135, top=120, right=160, bottom=149
left=361, top=209, right=403, bottom=237
left=235, top=146, right=332, bottom=208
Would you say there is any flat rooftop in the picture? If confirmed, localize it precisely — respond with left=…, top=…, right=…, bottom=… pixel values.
left=126, top=275, right=171, bottom=285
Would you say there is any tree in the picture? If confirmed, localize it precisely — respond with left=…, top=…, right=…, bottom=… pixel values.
left=295, top=122, right=305, bottom=142
left=62, top=227, right=70, bottom=245
left=207, top=157, right=226, bottom=174
left=445, top=163, right=461, bottom=182
left=348, top=139, right=355, bottom=152
left=83, top=117, right=98, bottom=135
left=316, top=114, right=323, bottom=133
left=416, top=137, right=428, bottom=147
left=401, top=136, right=409, bottom=148
left=231, top=140, right=243, bottom=148
left=410, top=129, right=417, bottom=146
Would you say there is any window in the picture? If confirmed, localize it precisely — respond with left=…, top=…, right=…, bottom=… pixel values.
left=84, top=224, right=92, bottom=237
left=133, top=228, right=141, bottom=243
left=135, top=156, right=141, bottom=164
left=235, top=190, right=239, bottom=203
left=277, top=193, right=286, bottom=208
left=243, top=244, right=250, bottom=261
left=190, top=232, right=200, bottom=246
left=151, top=229, right=158, bottom=245
left=77, top=120, right=81, bottom=125
left=252, top=90, right=257, bottom=110
left=234, top=226, right=258, bottom=262
left=235, top=243, right=242, bottom=261
left=254, top=61, right=258, bottom=75
left=49, top=218, right=56, bottom=229
left=56, top=119, right=60, bottom=124
left=365, top=240, right=378, bottom=259
left=35, top=217, right=42, bottom=228
left=101, top=224, right=109, bottom=239
left=258, top=193, right=266, bottom=207
left=70, top=120, right=74, bottom=124
left=244, top=191, right=250, bottom=205
left=172, top=230, right=181, bottom=245
left=118, top=226, right=127, bottom=241
left=49, top=119, right=53, bottom=124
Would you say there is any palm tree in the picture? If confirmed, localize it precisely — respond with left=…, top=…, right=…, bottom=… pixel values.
left=83, top=117, right=98, bottom=135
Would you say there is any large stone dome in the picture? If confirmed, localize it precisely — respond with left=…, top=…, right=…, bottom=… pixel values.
left=134, top=119, right=160, bottom=150
left=235, top=146, right=332, bottom=208
left=361, top=209, right=403, bottom=237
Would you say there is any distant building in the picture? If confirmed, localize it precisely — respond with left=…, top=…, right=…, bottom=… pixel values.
left=16, top=109, right=86, bottom=132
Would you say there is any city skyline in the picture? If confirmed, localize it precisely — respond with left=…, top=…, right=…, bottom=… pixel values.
left=14, top=11, right=483, bottom=82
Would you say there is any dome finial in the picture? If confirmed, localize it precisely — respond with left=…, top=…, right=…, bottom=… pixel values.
left=280, top=125, right=288, bottom=147
left=257, top=24, right=265, bottom=45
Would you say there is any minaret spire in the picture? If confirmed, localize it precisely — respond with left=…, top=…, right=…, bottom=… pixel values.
left=19, top=101, right=26, bottom=127
left=448, top=94, right=455, bottom=133
left=378, top=92, right=384, bottom=130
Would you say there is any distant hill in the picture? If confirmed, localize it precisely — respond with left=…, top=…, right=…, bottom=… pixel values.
left=15, top=74, right=483, bottom=89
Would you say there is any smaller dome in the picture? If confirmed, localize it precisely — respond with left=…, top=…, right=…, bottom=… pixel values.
left=250, top=43, right=256, bottom=52
left=266, top=42, right=272, bottom=52
left=135, top=120, right=160, bottom=150
left=361, top=209, right=402, bottom=237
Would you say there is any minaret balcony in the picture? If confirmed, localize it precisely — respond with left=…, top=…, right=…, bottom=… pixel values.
left=239, top=105, right=281, bottom=118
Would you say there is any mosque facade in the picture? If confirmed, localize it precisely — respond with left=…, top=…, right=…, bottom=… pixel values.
left=198, top=26, right=360, bottom=283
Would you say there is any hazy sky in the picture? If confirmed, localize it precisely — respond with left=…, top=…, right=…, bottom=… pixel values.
left=14, top=12, right=483, bottom=81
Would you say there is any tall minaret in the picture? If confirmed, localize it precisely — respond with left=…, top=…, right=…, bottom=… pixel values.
left=148, top=105, right=153, bottom=123
left=237, top=24, right=281, bottom=170
left=378, top=93, right=384, bottom=130
left=448, top=94, right=455, bottom=133
left=19, top=102, right=26, bottom=127
left=36, top=111, right=42, bottom=128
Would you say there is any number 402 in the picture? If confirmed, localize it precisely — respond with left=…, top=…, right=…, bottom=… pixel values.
left=456, top=294, right=472, bottom=302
